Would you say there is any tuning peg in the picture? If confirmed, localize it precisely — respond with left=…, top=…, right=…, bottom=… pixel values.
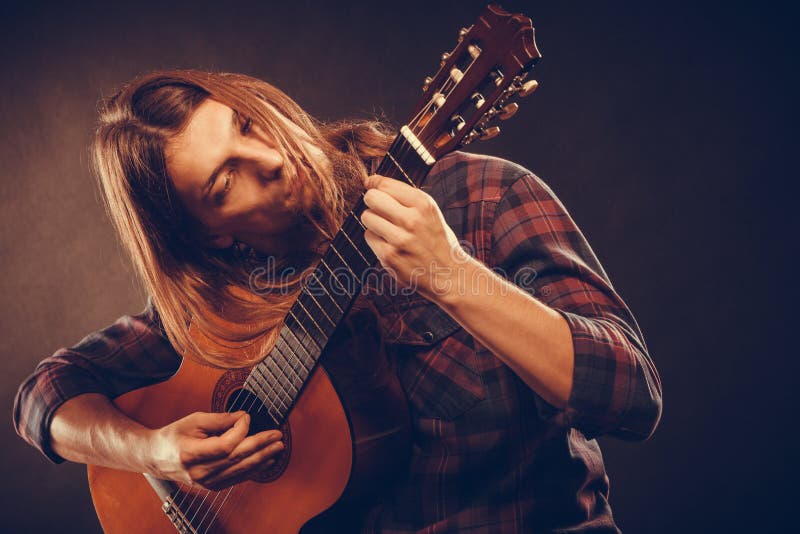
left=467, top=43, right=481, bottom=59
left=431, top=92, right=446, bottom=110
left=463, top=130, right=479, bottom=145
left=451, top=115, right=466, bottom=132
left=498, top=103, right=519, bottom=120
left=423, top=76, right=433, bottom=90
left=519, top=80, right=539, bottom=97
left=441, top=52, right=450, bottom=66
left=489, top=69, right=504, bottom=86
left=480, top=126, right=500, bottom=140
left=450, top=67, right=464, bottom=83
left=471, top=92, right=485, bottom=109
left=458, top=27, right=469, bottom=41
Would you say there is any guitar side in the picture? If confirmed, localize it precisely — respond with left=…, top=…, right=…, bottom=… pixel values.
left=87, top=358, right=375, bottom=533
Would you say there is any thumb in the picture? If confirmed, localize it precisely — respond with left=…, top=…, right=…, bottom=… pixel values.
left=189, top=411, right=247, bottom=435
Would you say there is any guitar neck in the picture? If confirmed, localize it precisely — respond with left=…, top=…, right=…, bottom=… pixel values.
left=244, top=2, right=542, bottom=426
left=245, top=131, right=437, bottom=425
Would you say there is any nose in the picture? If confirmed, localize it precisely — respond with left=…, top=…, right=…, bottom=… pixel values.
left=238, top=142, right=283, bottom=182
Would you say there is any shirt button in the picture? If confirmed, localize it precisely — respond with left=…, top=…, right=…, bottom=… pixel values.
left=422, top=331, right=435, bottom=343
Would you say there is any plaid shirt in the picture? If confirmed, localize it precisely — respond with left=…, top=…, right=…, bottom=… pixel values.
left=14, top=152, right=661, bottom=533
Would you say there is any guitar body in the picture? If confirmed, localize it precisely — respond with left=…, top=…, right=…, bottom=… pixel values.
left=88, top=355, right=410, bottom=533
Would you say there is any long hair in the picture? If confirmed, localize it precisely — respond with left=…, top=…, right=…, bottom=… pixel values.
left=92, top=69, right=393, bottom=367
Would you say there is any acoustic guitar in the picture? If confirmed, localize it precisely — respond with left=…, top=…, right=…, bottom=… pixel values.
left=87, top=5, right=541, bottom=532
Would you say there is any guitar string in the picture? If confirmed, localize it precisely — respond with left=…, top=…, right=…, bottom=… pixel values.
left=185, top=366, right=289, bottom=530
left=174, top=370, right=284, bottom=528
left=198, top=108, right=485, bottom=527
left=179, top=128, right=429, bottom=532
left=196, top=263, right=347, bottom=530
left=180, top=262, right=336, bottom=525
left=200, top=267, right=353, bottom=531
left=163, top=48, right=480, bottom=528
left=196, top=188, right=393, bottom=531
left=176, top=227, right=356, bottom=524
left=189, top=340, right=300, bottom=529
left=175, top=329, right=296, bottom=526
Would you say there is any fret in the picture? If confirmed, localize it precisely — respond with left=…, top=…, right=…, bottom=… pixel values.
left=309, top=271, right=343, bottom=314
left=319, top=258, right=356, bottom=302
left=246, top=386, right=281, bottom=425
left=294, top=295, right=334, bottom=338
left=331, top=233, right=371, bottom=274
left=288, top=306, right=328, bottom=350
left=275, top=336, right=310, bottom=380
left=327, top=243, right=360, bottom=282
left=267, top=353, right=303, bottom=398
left=380, top=136, right=435, bottom=187
left=340, top=216, right=376, bottom=264
left=276, top=331, right=313, bottom=373
left=260, top=359, right=295, bottom=410
left=253, top=363, right=292, bottom=410
left=284, top=310, right=323, bottom=356
left=339, top=226, right=373, bottom=269
left=242, top=381, right=281, bottom=425
left=265, top=356, right=298, bottom=397
left=279, top=325, right=317, bottom=369
left=349, top=210, right=368, bottom=232
left=303, top=273, right=345, bottom=320
left=249, top=366, right=289, bottom=413
left=298, top=290, right=337, bottom=331
left=273, top=347, right=307, bottom=391
left=384, top=151, right=416, bottom=186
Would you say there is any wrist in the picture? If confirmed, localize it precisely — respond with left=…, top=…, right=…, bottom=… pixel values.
left=431, top=253, right=483, bottom=312
left=136, top=427, right=163, bottom=476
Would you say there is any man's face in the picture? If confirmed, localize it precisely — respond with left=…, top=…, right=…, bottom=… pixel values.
left=166, top=98, right=313, bottom=255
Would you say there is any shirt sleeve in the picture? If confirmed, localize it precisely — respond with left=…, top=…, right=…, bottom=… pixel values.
left=491, top=173, right=662, bottom=441
left=12, top=297, right=182, bottom=463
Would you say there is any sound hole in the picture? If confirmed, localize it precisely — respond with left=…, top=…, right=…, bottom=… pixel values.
left=225, top=388, right=280, bottom=435
left=212, top=370, right=292, bottom=483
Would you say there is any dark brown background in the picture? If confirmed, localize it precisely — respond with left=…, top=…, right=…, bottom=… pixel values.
left=1, top=1, right=796, bottom=532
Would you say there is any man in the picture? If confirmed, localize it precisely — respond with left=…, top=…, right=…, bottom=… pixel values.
left=14, top=69, right=661, bottom=532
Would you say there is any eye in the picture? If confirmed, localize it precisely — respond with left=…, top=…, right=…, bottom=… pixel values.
left=240, top=117, right=253, bottom=135
left=214, top=170, right=234, bottom=205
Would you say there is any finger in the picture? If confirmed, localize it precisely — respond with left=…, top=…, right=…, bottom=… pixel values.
left=194, top=428, right=282, bottom=476
left=226, top=429, right=283, bottom=464
left=365, top=175, right=422, bottom=208
left=363, top=187, right=413, bottom=228
left=188, top=411, right=247, bottom=435
left=364, top=228, right=390, bottom=260
left=186, top=412, right=251, bottom=462
left=361, top=208, right=409, bottom=245
left=205, top=440, right=286, bottom=489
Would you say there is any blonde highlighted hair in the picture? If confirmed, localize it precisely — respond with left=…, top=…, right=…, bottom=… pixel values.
left=92, top=70, right=393, bottom=367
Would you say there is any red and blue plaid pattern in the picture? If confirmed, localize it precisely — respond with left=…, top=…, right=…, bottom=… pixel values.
left=14, top=152, right=661, bottom=533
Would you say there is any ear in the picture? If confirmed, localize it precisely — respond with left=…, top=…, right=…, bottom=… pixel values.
left=205, top=234, right=235, bottom=249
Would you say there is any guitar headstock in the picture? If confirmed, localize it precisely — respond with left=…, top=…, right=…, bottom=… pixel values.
left=406, top=4, right=541, bottom=158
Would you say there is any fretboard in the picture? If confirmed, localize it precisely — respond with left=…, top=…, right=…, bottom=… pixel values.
left=245, top=130, right=436, bottom=425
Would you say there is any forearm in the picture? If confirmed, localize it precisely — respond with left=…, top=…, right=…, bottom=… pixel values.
left=50, top=393, right=156, bottom=473
left=434, top=256, right=574, bottom=408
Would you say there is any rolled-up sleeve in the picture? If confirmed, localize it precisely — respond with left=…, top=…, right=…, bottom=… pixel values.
left=491, top=173, right=662, bottom=441
left=12, top=298, right=181, bottom=463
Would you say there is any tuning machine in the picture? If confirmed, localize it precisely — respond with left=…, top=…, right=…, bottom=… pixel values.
left=498, top=103, right=519, bottom=120
left=519, top=80, right=539, bottom=97
left=463, top=124, right=501, bottom=145
left=506, top=78, right=539, bottom=98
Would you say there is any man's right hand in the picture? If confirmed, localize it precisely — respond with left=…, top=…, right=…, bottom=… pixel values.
left=148, top=411, right=284, bottom=491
